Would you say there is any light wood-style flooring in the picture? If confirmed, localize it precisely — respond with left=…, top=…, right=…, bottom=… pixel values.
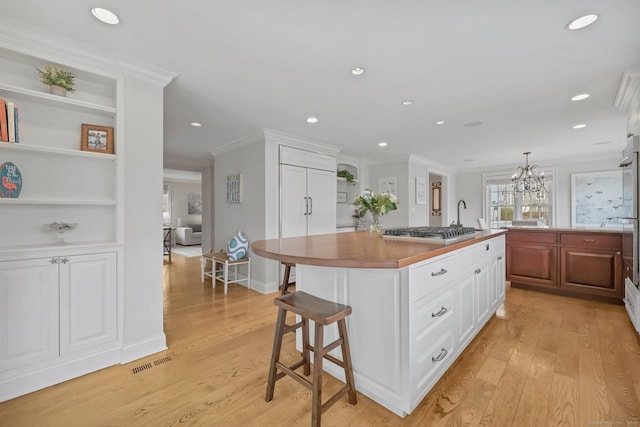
left=2, top=254, right=640, bottom=426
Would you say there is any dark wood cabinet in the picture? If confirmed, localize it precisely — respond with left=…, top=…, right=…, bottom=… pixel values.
left=506, top=229, right=623, bottom=303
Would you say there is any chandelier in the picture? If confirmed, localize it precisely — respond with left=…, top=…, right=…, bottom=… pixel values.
left=512, top=152, right=545, bottom=193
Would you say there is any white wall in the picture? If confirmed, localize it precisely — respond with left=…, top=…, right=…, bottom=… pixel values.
left=121, top=75, right=167, bottom=362
left=166, top=181, right=201, bottom=227
left=456, top=157, right=621, bottom=229
left=368, top=161, right=406, bottom=228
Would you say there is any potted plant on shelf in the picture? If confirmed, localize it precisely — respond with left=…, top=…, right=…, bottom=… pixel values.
left=337, top=169, right=356, bottom=185
left=36, top=65, right=76, bottom=97
left=352, top=189, right=398, bottom=233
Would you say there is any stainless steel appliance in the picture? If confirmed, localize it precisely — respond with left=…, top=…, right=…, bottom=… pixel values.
left=619, top=135, right=640, bottom=333
left=382, top=226, right=477, bottom=244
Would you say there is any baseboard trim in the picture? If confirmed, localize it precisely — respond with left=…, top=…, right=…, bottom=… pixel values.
left=0, top=347, right=121, bottom=402
left=250, top=279, right=279, bottom=294
left=120, top=333, right=167, bottom=364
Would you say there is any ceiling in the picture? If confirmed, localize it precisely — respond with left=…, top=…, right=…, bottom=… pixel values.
left=3, top=1, right=640, bottom=171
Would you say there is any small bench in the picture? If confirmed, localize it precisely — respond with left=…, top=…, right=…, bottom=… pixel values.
left=201, top=251, right=251, bottom=294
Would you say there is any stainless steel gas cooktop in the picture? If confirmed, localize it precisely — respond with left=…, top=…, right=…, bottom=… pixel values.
left=382, top=226, right=478, bottom=243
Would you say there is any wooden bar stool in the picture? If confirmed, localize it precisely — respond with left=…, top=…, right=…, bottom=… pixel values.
left=265, top=291, right=357, bottom=427
left=280, top=262, right=296, bottom=295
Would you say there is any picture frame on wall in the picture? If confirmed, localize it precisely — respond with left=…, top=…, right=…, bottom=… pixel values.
left=227, top=173, right=242, bottom=203
left=81, top=124, right=114, bottom=154
left=378, top=176, right=397, bottom=196
left=571, top=170, right=623, bottom=228
left=415, top=176, right=426, bottom=205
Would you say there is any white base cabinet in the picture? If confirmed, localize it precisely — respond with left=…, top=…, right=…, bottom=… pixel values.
left=0, top=250, right=118, bottom=402
left=297, top=234, right=506, bottom=417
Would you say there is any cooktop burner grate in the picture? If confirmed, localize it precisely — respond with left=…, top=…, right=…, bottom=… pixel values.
left=383, top=226, right=477, bottom=239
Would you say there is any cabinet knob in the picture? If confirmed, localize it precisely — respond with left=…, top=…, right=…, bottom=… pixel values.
left=497, top=256, right=503, bottom=260
left=60, top=257, right=69, bottom=264
left=475, top=268, right=481, bottom=274
left=50, top=258, right=58, bottom=264
left=431, top=347, right=448, bottom=363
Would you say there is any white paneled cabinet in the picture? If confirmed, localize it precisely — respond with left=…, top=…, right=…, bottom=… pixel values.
left=297, top=234, right=506, bottom=417
left=280, top=146, right=336, bottom=238
left=0, top=251, right=117, bottom=401
left=0, top=258, right=59, bottom=372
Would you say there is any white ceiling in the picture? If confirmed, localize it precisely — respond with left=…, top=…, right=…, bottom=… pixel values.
left=3, top=1, right=640, bottom=171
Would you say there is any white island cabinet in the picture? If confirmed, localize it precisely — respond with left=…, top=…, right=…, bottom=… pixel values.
left=295, top=234, right=506, bottom=417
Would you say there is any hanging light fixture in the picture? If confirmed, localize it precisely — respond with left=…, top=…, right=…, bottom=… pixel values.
left=512, top=152, right=545, bottom=193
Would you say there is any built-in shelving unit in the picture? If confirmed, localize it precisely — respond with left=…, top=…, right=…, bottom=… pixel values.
left=0, top=45, right=118, bottom=249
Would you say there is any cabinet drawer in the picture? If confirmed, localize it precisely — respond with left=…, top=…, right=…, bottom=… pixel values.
left=413, top=290, right=454, bottom=340
left=560, top=233, right=621, bottom=249
left=410, top=254, right=457, bottom=300
left=414, top=330, right=455, bottom=392
left=507, top=230, right=557, bottom=244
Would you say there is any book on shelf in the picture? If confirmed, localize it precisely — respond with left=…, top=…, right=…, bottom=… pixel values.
left=13, top=107, right=18, bottom=143
left=0, top=99, right=7, bottom=142
left=6, top=101, right=15, bottom=143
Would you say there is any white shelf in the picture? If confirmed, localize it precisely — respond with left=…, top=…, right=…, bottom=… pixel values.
left=337, top=177, right=358, bottom=183
left=0, top=83, right=116, bottom=117
left=0, top=199, right=116, bottom=206
left=0, top=142, right=116, bottom=160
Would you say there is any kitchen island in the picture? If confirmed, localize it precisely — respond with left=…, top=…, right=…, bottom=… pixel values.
left=252, top=230, right=506, bottom=417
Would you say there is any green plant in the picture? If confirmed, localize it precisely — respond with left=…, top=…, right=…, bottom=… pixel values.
left=352, top=208, right=367, bottom=219
left=36, top=65, right=76, bottom=91
left=352, top=189, right=398, bottom=217
left=337, top=169, right=355, bottom=184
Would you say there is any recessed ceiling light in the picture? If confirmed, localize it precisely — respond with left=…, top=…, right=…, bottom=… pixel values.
left=306, top=116, right=318, bottom=124
left=401, top=100, right=414, bottom=106
left=573, top=124, right=587, bottom=129
left=435, top=120, right=445, bottom=125
left=190, top=122, right=202, bottom=127
left=351, top=67, right=366, bottom=76
left=378, top=141, right=388, bottom=147
left=91, top=8, right=120, bottom=25
left=464, top=121, right=484, bottom=128
left=571, top=93, right=590, bottom=101
left=566, top=14, right=598, bottom=30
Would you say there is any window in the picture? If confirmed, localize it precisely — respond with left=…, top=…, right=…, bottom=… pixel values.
left=483, top=171, right=554, bottom=229
left=162, top=183, right=171, bottom=226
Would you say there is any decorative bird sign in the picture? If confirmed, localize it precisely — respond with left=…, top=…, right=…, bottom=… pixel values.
left=0, top=162, right=22, bottom=198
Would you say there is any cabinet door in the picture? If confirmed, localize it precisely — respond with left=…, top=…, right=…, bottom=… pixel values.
left=491, top=252, right=506, bottom=310
left=0, top=258, right=59, bottom=372
left=281, top=164, right=308, bottom=238
left=457, top=273, right=475, bottom=351
left=474, top=264, right=491, bottom=327
left=59, top=253, right=117, bottom=355
left=507, top=244, right=557, bottom=287
left=560, top=248, right=622, bottom=298
left=306, top=168, right=336, bottom=236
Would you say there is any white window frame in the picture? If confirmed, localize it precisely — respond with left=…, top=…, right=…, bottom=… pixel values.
left=482, top=168, right=557, bottom=228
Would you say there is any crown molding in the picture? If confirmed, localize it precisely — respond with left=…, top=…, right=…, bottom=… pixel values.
left=614, top=68, right=640, bottom=113
left=0, top=15, right=176, bottom=87
left=210, top=128, right=343, bottom=158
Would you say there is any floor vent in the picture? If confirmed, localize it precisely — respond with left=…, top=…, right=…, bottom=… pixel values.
left=153, top=355, right=173, bottom=366
left=131, top=362, right=153, bottom=375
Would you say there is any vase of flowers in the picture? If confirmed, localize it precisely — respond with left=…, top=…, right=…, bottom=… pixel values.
left=352, top=189, right=398, bottom=233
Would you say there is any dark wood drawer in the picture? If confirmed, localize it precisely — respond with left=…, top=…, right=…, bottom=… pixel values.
left=506, top=230, right=557, bottom=244
left=560, top=233, right=621, bottom=249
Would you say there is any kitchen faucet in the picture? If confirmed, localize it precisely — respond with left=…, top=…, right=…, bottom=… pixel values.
left=456, top=199, right=467, bottom=226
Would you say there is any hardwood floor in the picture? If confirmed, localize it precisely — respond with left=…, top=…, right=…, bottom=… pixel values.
left=2, top=254, right=640, bottom=426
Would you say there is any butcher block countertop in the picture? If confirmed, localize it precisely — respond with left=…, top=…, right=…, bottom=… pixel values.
left=251, top=229, right=506, bottom=269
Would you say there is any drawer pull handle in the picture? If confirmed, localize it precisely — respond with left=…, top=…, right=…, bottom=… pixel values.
left=432, top=306, right=448, bottom=317
left=431, top=268, right=447, bottom=277
left=475, top=268, right=481, bottom=274
left=497, top=256, right=503, bottom=260
left=432, top=347, right=448, bottom=362
left=583, top=238, right=596, bottom=242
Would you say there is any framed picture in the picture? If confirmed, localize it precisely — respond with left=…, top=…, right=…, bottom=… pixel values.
left=227, top=173, right=242, bottom=203
left=571, top=170, right=623, bottom=228
left=378, top=176, right=397, bottom=196
left=415, top=176, right=426, bottom=205
left=337, top=192, right=347, bottom=203
left=188, top=192, right=202, bottom=214
left=431, top=182, right=442, bottom=216
left=81, top=124, right=114, bottom=154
